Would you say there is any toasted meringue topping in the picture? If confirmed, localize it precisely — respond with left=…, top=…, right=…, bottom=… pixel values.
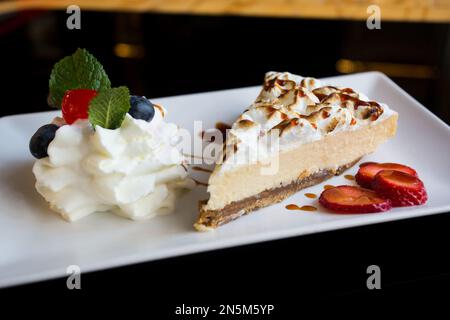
left=218, top=71, right=397, bottom=173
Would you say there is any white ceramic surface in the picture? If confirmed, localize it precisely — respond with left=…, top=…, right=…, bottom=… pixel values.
left=1, top=72, right=449, bottom=288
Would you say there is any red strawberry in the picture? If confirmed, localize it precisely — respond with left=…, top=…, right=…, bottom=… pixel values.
left=62, top=89, right=98, bottom=124
left=355, top=162, right=417, bottom=189
left=372, top=170, right=427, bottom=207
left=319, top=185, right=392, bottom=214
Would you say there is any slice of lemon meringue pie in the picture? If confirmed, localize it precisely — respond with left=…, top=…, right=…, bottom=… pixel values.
left=195, top=72, right=398, bottom=231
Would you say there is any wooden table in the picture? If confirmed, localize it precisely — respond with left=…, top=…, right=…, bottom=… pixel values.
left=1, top=0, right=449, bottom=22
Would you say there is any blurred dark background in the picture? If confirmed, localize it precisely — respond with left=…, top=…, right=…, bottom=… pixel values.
left=1, top=10, right=449, bottom=123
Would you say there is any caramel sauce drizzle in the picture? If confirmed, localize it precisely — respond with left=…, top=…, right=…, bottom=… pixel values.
left=323, top=185, right=335, bottom=190
left=312, top=86, right=339, bottom=101
left=344, top=174, right=355, bottom=181
left=153, top=104, right=165, bottom=117
left=200, top=122, right=231, bottom=142
left=341, top=88, right=356, bottom=94
left=215, top=122, right=231, bottom=141
left=300, top=79, right=307, bottom=87
left=286, top=204, right=317, bottom=211
left=304, top=193, right=317, bottom=199
left=300, top=205, right=318, bottom=211
left=322, top=110, right=330, bottom=119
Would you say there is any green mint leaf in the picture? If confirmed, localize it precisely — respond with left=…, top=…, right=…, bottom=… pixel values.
left=49, top=48, right=111, bottom=108
left=88, top=87, right=130, bottom=129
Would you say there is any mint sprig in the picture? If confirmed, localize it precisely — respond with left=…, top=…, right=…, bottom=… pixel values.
left=88, top=86, right=130, bottom=130
left=49, top=48, right=111, bottom=108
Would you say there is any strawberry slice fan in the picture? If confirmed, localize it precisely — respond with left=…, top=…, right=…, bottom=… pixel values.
left=355, top=162, right=417, bottom=189
left=319, top=162, right=427, bottom=214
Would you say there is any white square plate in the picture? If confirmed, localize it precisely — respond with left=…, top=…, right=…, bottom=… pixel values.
left=1, top=72, right=449, bottom=288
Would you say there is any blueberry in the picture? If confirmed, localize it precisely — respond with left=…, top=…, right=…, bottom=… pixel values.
left=29, top=124, right=59, bottom=159
left=129, top=95, right=155, bottom=122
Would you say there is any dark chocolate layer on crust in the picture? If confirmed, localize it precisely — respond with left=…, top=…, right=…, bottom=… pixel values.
left=194, top=158, right=360, bottom=230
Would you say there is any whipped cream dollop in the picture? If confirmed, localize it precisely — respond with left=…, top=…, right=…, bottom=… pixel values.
left=33, top=108, right=194, bottom=222
left=219, top=71, right=397, bottom=173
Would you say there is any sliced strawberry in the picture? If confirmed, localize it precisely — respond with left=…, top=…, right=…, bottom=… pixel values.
left=372, top=170, right=427, bottom=207
left=355, top=162, right=417, bottom=189
left=319, top=185, right=392, bottom=214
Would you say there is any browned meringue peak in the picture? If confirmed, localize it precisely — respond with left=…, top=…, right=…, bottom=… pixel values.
left=302, top=103, right=329, bottom=116
left=242, top=72, right=391, bottom=128
left=299, top=106, right=350, bottom=134
left=236, top=118, right=258, bottom=129
left=262, top=71, right=301, bottom=89
left=235, top=103, right=288, bottom=131
left=312, top=86, right=359, bottom=101
left=284, top=87, right=321, bottom=116
left=270, top=106, right=351, bottom=138
left=217, top=72, right=396, bottom=173
left=300, top=77, right=321, bottom=90
left=312, top=86, right=339, bottom=101
left=321, top=92, right=384, bottom=121
left=258, top=72, right=321, bottom=103
left=271, top=118, right=302, bottom=136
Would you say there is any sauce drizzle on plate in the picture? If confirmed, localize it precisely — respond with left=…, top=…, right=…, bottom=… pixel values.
left=305, top=193, right=317, bottom=199
left=285, top=204, right=317, bottom=211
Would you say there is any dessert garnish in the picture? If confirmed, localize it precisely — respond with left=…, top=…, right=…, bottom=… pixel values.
left=318, top=162, right=427, bottom=214
left=29, top=124, right=59, bottom=159
left=355, top=162, right=417, bottom=189
left=319, top=185, right=392, bottom=213
left=49, top=48, right=110, bottom=108
left=372, top=170, right=428, bottom=207
left=61, top=89, right=98, bottom=124
left=30, top=48, right=193, bottom=221
left=128, top=95, right=155, bottom=121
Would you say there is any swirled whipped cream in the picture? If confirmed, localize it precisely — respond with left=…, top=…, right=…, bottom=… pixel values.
left=219, top=71, right=397, bottom=172
left=33, top=108, right=194, bottom=222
